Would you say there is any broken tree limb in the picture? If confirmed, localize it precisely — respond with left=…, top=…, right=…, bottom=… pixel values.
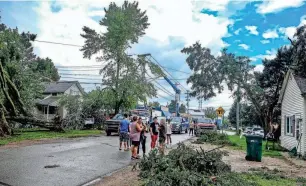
left=6, top=116, right=65, bottom=132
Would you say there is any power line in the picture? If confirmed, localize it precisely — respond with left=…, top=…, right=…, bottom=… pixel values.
left=34, top=40, right=82, bottom=47
left=60, top=73, right=102, bottom=76
left=145, top=72, right=174, bottom=97
left=58, top=69, right=101, bottom=71
left=146, top=55, right=188, bottom=92
left=156, top=93, right=172, bottom=101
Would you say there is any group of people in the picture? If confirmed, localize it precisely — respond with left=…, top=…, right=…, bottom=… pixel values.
left=118, top=114, right=173, bottom=160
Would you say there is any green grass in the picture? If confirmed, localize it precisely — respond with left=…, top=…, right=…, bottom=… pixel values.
left=0, top=129, right=102, bottom=146
left=238, top=171, right=306, bottom=186
left=228, top=135, right=283, bottom=158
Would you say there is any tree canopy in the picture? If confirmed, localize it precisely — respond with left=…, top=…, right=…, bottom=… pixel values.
left=80, top=1, right=163, bottom=114
left=0, top=18, right=61, bottom=136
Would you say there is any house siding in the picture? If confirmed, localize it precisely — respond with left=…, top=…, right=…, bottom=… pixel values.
left=303, top=97, right=306, bottom=156
left=281, top=73, right=304, bottom=154
left=64, top=84, right=82, bottom=96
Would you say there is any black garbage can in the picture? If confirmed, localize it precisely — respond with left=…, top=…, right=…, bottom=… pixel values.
left=245, top=135, right=263, bottom=162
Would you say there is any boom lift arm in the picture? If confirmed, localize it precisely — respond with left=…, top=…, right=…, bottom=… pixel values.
left=163, top=76, right=181, bottom=116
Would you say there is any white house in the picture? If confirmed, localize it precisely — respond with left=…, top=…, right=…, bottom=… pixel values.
left=35, top=81, right=85, bottom=121
left=278, top=70, right=306, bottom=155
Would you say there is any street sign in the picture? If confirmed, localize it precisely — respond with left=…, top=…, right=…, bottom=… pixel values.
left=216, top=107, right=225, bottom=117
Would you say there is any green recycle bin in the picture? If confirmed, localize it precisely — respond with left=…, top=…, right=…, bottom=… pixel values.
left=245, top=135, right=263, bottom=162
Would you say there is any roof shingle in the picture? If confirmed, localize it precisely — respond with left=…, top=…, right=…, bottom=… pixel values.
left=43, top=81, right=84, bottom=94
left=294, top=76, right=306, bottom=94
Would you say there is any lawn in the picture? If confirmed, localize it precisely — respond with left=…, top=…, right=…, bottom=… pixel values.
left=0, top=129, right=102, bottom=146
left=239, top=172, right=306, bottom=186
left=228, top=135, right=283, bottom=158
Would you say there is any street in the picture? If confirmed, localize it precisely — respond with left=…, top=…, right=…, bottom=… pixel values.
left=0, top=133, right=193, bottom=186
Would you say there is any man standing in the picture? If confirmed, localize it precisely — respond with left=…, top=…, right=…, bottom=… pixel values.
left=150, top=117, right=159, bottom=149
left=119, top=114, right=130, bottom=151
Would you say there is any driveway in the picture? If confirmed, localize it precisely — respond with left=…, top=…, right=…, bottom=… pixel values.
left=0, top=132, right=193, bottom=186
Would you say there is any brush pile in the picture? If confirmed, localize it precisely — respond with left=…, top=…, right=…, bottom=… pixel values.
left=138, top=143, right=256, bottom=186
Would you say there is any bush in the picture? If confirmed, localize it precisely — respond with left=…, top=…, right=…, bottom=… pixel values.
left=196, top=131, right=237, bottom=146
left=138, top=143, right=256, bottom=186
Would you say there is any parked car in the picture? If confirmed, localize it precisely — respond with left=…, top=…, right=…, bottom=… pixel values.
left=252, top=127, right=264, bottom=138
left=171, top=117, right=188, bottom=134
left=244, top=127, right=253, bottom=134
left=104, top=114, right=124, bottom=136
left=194, top=118, right=216, bottom=136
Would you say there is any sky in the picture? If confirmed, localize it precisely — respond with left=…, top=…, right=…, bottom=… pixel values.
left=1, top=0, right=306, bottom=114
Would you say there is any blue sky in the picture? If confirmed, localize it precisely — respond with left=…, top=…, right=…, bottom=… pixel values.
left=1, top=0, right=306, bottom=111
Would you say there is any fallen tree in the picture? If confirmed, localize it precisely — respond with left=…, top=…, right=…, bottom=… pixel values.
left=0, top=17, right=63, bottom=136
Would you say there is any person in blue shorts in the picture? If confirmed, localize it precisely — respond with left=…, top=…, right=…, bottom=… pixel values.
left=119, top=114, right=130, bottom=151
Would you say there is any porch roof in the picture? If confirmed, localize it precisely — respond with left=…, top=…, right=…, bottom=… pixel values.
left=36, top=96, right=59, bottom=107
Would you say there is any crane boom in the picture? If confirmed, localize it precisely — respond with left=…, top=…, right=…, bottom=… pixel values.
left=163, top=76, right=181, bottom=116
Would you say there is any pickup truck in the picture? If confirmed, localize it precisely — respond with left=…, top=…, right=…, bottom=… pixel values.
left=194, top=118, right=216, bottom=136
left=104, top=114, right=124, bottom=136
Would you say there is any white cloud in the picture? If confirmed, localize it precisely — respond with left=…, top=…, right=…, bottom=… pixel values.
left=300, top=15, right=306, bottom=26
left=262, top=29, right=279, bottom=39
left=234, top=28, right=242, bottom=35
left=238, top=44, right=250, bottom=50
left=30, top=0, right=236, bottom=106
left=256, top=0, right=305, bottom=14
left=245, top=25, right=259, bottom=35
left=260, top=40, right=270, bottom=44
left=279, top=27, right=296, bottom=39
left=254, top=64, right=264, bottom=72
left=253, top=49, right=277, bottom=61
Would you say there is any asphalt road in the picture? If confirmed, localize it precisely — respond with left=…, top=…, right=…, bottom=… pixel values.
left=0, top=132, right=193, bottom=186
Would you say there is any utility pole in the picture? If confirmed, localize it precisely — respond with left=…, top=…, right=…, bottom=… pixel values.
left=236, top=61, right=242, bottom=135
left=185, top=91, right=190, bottom=114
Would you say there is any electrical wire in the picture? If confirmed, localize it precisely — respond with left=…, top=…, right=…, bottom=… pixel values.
left=34, top=40, right=82, bottom=47
left=145, top=55, right=189, bottom=92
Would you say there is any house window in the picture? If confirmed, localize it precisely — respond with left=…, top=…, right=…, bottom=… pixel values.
left=286, top=116, right=293, bottom=135
left=52, top=93, right=57, bottom=96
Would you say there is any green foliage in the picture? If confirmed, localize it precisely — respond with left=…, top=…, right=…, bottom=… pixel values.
left=228, top=100, right=261, bottom=127
left=0, top=20, right=59, bottom=112
left=196, top=131, right=237, bottom=146
left=80, top=1, right=162, bottom=113
left=179, top=103, right=186, bottom=113
left=148, top=101, right=160, bottom=108
left=137, top=143, right=261, bottom=186
left=204, top=107, right=217, bottom=119
left=168, top=100, right=176, bottom=113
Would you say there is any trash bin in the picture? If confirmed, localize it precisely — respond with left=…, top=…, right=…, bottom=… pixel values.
left=245, top=135, right=263, bottom=162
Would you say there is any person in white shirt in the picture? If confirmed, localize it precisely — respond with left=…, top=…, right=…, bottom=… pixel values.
left=166, top=119, right=172, bottom=145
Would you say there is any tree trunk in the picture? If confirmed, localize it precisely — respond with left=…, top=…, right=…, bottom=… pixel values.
left=0, top=108, right=11, bottom=137
left=6, top=116, right=65, bottom=132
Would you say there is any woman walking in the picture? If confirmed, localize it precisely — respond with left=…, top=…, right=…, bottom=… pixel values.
left=158, top=119, right=167, bottom=155
left=137, top=117, right=147, bottom=156
left=166, top=119, right=172, bottom=146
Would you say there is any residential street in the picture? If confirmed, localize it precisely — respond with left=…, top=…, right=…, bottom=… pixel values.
left=0, top=133, right=193, bottom=186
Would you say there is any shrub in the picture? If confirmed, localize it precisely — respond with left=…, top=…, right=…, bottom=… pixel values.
left=196, top=131, right=236, bottom=146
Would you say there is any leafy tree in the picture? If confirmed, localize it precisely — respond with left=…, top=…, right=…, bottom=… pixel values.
left=80, top=1, right=163, bottom=114
left=179, top=103, right=186, bottom=113
left=254, top=24, right=306, bottom=125
left=148, top=101, right=160, bottom=108
left=168, top=100, right=176, bottom=113
left=204, top=107, right=217, bottom=119
left=0, top=18, right=61, bottom=136
left=228, top=100, right=237, bottom=127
